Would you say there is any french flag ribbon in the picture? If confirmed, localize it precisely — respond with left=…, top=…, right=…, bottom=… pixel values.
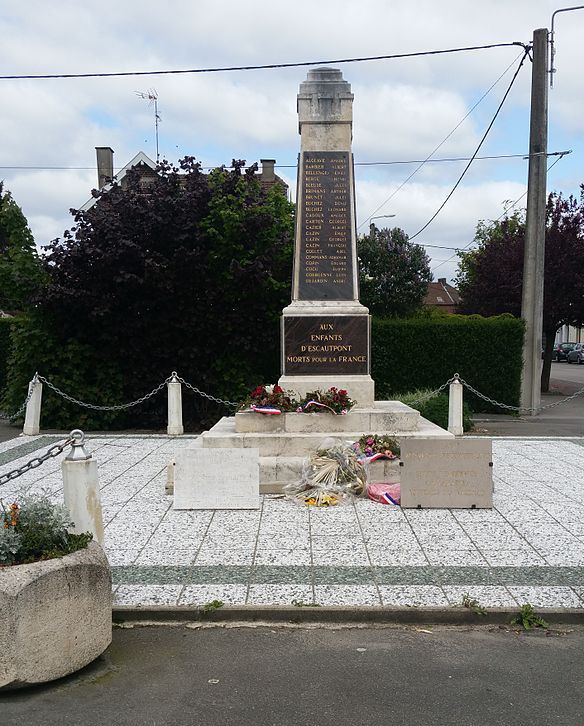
left=363, top=453, right=398, bottom=464
left=302, top=400, right=337, bottom=415
left=382, top=492, right=400, bottom=505
left=250, top=405, right=282, bottom=415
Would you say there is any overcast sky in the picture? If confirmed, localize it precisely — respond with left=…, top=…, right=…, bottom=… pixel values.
left=1, top=0, right=582, bottom=282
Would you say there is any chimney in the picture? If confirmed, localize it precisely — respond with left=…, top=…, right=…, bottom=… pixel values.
left=438, top=277, right=447, bottom=286
left=260, top=159, right=276, bottom=183
left=95, top=147, right=114, bottom=189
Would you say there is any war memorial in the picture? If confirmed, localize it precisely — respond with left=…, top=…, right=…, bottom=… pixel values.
left=172, top=68, right=492, bottom=509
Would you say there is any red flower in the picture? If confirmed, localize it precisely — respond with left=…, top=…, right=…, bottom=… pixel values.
left=339, top=389, right=347, bottom=396
left=251, top=386, right=265, bottom=398
left=273, top=385, right=283, bottom=394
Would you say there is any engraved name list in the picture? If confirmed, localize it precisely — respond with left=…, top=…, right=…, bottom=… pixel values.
left=298, top=151, right=354, bottom=300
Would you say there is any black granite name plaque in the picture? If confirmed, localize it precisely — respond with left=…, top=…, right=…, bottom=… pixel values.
left=298, top=151, right=354, bottom=301
left=284, top=316, right=369, bottom=375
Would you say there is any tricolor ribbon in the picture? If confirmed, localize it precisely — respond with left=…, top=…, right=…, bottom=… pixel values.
left=250, top=405, right=282, bottom=415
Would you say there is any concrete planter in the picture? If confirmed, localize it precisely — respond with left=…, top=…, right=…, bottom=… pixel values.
left=0, top=541, right=112, bottom=690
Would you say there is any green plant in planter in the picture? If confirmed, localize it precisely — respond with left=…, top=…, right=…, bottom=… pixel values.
left=0, top=494, right=92, bottom=566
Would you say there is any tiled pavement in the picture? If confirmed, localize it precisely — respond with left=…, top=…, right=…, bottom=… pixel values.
left=1, top=434, right=584, bottom=609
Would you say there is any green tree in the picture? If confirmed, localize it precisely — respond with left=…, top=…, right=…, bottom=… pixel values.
left=358, top=225, right=432, bottom=317
left=456, top=188, right=584, bottom=392
left=0, top=183, right=44, bottom=311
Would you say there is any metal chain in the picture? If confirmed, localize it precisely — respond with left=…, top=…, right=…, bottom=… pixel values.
left=175, top=375, right=239, bottom=408
left=37, top=374, right=171, bottom=411
left=536, top=385, right=584, bottom=411
left=458, top=375, right=584, bottom=414
left=457, top=377, right=524, bottom=412
left=0, top=381, right=36, bottom=422
left=0, top=436, right=74, bottom=487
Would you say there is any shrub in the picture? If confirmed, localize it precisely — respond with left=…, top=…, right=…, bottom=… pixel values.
left=1, top=313, right=126, bottom=430
left=409, top=392, right=473, bottom=431
left=0, top=494, right=92, bottom=566
left=372, top=314, right=524, bottom=413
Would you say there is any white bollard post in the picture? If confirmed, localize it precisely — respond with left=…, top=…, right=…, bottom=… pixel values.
left=167, top=371, right=184, bottom=436
left=22, top=373, right=42, bottom=436
left=62, top=430, right=104, bottom=545
left=448, top=375, right=464, bottom=436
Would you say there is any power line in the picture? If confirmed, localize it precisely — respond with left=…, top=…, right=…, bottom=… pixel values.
left=409, top=47, right=530, bottom=241
left=0, top=150, right=572, bottom=172
left=0, top=42, right=528, bottom=81
left=356, top=49, right=527, bottom=230
left=429, top=153, right=568, bottom=274
left=353, top=151, right=569, bottom=167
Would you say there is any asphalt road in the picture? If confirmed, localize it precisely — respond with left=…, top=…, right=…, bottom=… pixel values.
left=2, top=625, right=583, bottom=726
left=549, top=359, right=584, bottom=392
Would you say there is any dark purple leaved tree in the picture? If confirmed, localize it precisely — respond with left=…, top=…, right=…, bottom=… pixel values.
left=456, top=187, right=584, bottom=392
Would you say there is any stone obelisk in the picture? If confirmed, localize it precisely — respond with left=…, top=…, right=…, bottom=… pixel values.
left=278, top=68, right=375, bottom=406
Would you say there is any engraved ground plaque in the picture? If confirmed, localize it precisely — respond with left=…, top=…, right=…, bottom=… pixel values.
left=173, top=449, right=260, bottom=510
left=400, top=439, right=493, bottom=509
left=283, top=315, right=369, bottom=375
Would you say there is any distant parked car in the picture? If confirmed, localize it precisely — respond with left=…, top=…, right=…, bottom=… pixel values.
left=555, top=342, right=577, bottom=361
left=567, top=343, right=584, bottom=364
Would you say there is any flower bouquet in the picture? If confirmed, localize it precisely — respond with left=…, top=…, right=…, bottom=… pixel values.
left=353, top=434, right=400, bottom=463
left=298, top=387, right=355, bottom=415
left=285, top=442, right=367, bottom=507
left=241, top=384, right=298, bottom=414
left=240, top=385, right=356, bottom=416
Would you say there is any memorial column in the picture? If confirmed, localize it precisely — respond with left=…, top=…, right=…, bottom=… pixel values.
left=279, top=68, right=375, bottom=406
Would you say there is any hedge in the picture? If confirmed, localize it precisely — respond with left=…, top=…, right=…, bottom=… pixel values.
left=371, top=314, right=524, bottom=413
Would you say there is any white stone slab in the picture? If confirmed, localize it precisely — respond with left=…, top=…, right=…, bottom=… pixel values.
left=400, top=439, right=493, bottom=509
left=173, top=448, right=260, bottom=510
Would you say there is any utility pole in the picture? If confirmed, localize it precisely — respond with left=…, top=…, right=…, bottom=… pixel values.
left=520, top=28, right=549, bottom=415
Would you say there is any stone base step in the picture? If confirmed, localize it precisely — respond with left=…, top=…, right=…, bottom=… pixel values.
left=201, top=415, right=453, bottom=457
left=235, top=400, right=419, bottom=434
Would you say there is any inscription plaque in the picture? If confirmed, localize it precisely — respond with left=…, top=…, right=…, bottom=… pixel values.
left=284, top=315, right=369, bottom=375
left=400, top=439, right=493, bottom=509
left=298, top=151, right=354, bottom=301
left=173, top=449, right=260, bottom=510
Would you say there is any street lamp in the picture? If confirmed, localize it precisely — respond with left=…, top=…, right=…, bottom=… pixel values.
left=369, top=214, right=396, bottom=231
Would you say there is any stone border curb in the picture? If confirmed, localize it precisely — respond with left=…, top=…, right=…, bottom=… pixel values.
left=113, top=605, right=584, bottom=626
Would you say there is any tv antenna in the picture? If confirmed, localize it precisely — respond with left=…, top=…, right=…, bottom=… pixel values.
left=135, top=89, right=160, bottom=162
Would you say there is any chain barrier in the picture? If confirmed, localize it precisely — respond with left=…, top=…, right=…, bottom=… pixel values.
left=0, top=382, right=36, bottom=422
left=454, top=373, right=584, bottom=414
left=33, top=373, right=238, bottom=412
left=37, top=374, right=171, bottom=411
left=0, top=435, right=74, bottom=487
left=174, top=374, right=239, bottom=408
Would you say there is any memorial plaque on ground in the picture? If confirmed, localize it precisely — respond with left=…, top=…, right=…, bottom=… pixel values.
left=283, top=315, right=369, bottom=375
left=298, top=151, right=354, bottom=301
left=173, top=449, right=260, bottom=510
left=400, top=439, right=493, bottom=509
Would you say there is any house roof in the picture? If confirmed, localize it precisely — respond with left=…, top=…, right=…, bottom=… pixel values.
left=424, top=278, right=460, bottom=307
left=79, top=151, right=157, bottom=212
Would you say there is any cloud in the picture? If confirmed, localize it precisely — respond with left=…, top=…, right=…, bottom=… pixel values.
left=0, top=0, right=581, bottom=266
